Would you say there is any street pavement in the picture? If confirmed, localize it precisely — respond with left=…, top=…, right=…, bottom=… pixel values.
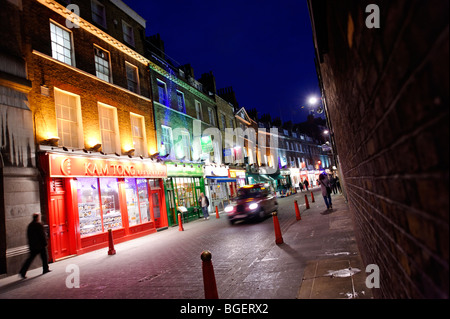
left=0, top=187, right=373, bottom=302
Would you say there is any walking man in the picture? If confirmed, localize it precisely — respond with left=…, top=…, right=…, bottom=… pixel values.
left=19, top=213, right=50, bottom=278
left=199, top=192, right=210, bottom=220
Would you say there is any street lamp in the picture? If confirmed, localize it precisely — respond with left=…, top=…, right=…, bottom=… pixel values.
left=307, top=95, right=324, bottom=114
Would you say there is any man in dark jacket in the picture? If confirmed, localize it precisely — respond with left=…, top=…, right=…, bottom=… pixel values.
left=19, top=213, right=50, bottom=278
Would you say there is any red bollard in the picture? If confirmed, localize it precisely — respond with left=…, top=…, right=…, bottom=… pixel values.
left=311, top=191, right=315, bottom=203
left=294, top=200, right=301, bottom=221
left=272, top=212, right=284, bottom=245
left=305, top=194, right=310, bottom=209
left=215, top=206, right=220, bottom=219
left=107, top=229, right=116, bottom=255
left=178, top=213, right=184, bottom=231
left=201, top=251, right=219, bottom=299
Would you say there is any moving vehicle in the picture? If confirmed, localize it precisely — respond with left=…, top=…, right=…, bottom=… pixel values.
left=225, top=184, right=278, bottom=225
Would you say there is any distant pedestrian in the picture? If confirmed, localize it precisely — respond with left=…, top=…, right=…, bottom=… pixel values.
left=318, top=173, right=332, bottom=210
left=298, top=181, right=304, bottom=192
left=303, top=179, right=309, bottom=191
left=330, top=175, right=337, bottom=194
left=19, top=213, right=50, bottom=279
left=335, top=176, right=342, bottom=193
left=199, top=192, right=210, bottom=220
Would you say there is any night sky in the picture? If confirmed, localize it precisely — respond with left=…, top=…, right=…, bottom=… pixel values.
left=123, top=0, right=322, bottom=124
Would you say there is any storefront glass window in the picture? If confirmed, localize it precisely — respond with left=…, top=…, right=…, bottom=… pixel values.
left=175, top=177, right=196, bottom=208
left=78, top=178, right=102, bottom=237
left=137, top=178, right=150, bottom=223
left=125, top=178, right=140, bottom=226
left=100, top=178, right=122, bottom=231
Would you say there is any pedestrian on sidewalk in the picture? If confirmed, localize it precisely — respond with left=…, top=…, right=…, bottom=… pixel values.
left=19, top=213, right=50, bottom=279
left=318, top=173, right=332, bottom=210
left=303, top=179, right=309, bottom=191
left=199, top=192, right=210, bottom=220
left=298, top=181, right=304, bottom=192
left=335, top=176, right=342, bottom=193
left=330, top=175, right=337, bottom=194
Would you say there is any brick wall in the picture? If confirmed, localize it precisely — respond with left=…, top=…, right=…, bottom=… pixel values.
left=310, top=0, right=448, bottom=298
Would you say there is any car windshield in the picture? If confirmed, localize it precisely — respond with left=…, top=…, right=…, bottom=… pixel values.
left=237, top=187, right=262, bottom=199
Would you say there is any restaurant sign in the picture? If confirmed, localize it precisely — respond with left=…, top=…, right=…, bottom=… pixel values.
left=49, top=154, right=167, bottom=178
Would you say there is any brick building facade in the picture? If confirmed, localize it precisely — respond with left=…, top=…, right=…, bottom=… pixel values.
left=308, top=0, right=449, bottom=298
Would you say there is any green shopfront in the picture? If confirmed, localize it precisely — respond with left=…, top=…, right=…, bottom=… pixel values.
left=163, top=162, right=206, bottom=226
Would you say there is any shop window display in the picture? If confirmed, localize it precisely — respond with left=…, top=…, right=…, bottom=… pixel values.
left=137, top=178, right=150, bottom=223
left=125, top=178, right=140, bottom=226
left=77, top=178, right=102, bottom=237
left=99, top=178, right=122, bottom=231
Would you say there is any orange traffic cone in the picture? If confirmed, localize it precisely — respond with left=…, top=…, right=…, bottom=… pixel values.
left=272, top=212, right=284, bottom=245
left=215, top=206, right=220, bottom=219
left=294, top=200, right=301, bottom=221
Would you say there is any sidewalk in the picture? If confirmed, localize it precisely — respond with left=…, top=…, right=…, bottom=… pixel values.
left=0, top=189, right=373, bottom=299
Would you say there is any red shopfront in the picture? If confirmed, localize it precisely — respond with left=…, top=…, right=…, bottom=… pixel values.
left=40, top=152, right=168, bottom=262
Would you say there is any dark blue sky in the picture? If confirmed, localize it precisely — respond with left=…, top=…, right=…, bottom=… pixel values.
left=124, top=0, right=321, bottom=124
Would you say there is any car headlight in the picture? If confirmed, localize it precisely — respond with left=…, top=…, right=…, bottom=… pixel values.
left=248, top=203, right=258, bottom=210
left=224, top=205, right=234, bottom=213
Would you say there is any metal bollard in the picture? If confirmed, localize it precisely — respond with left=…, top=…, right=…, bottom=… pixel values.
left=215, top=206, right=220, bottom=219
left=107, top=229, right=116, bottom=255
left=178, top=213, right=184, bottom=231
left=201, top=251, right=219, bottom=299
left=305, top=194, right=310, bottom=209
left=311, top=191, right=315, bottom=203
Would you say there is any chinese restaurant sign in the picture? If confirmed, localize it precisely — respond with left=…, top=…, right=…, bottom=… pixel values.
left=49, top=154, right=167, bottom=178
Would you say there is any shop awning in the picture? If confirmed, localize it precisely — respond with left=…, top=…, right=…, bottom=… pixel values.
left=206, top=176, right=237, bottom=183
left=268, top=174, right=286, bottom=180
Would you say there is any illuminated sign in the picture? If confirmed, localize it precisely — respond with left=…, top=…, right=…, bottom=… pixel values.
left=49, top=154, right=167, bottom=178
left=229, top=169, right=246, bottom=178
left=166, top=162, right=204, bottom=177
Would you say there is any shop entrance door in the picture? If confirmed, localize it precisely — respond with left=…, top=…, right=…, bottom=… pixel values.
left=49, top=193, right=70, bottom=260
left=151, top=190, right=165, bottom=228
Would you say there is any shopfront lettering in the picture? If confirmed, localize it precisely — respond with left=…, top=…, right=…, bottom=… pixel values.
left=50, top=154, right=167, bottom=178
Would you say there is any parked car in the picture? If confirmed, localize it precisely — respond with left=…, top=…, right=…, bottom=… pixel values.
left=225, top=184, right=278, bottom=225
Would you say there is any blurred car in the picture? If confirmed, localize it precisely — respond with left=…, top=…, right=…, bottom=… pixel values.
left=225, top=183, right=278, bottom=225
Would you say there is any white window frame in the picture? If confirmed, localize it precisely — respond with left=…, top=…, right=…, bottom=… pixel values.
left=176, top=90, right=185, bottom=112
left=91, top=0, right=107, bottom=28
left=195, top=100, right=203, bottom=121
left=130, top=113, right=147, bottom=157
left=122, top=20, right=135, bottom=46
left=54, top=87, right=83, bottom=148
left=208, top=107, right=215, bottom=126
left=125, top=62, right=140, bottom=94
left=177, top=129, right=191, bottom=160
left=161, top=125, right=173, bottom=157
left=50, top=20, right=75, bottom=66
left=98, top=102, right=120, bottom=153
left=94, top=45, right=112, bottom=82
left=157, top=79, right=168, bottom=105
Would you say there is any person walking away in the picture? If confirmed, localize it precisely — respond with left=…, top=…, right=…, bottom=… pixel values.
left=303, top=179, right=309, bottom=191
left=318, top=173, right=333, bottom=210
left=200, top=192, right=210, bottom=220
left=330, top=175, right=337, bottom=194
left=335, top=176, right=342, bottom=193
left=19, top=213, right=50, bottom=278
left=298, top=181, right=304, bottom=192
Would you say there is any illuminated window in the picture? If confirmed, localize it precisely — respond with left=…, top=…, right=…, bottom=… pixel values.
left=98, top=103, right=119, bottom=153
left=94, top=46, right=111, bottom=82
left=208, top=107, right=215, bottom=126
left=126, top=62, right=139, bottom=93
left=161, top=125, right=173, bottom=157
left=50, top=21, right=74, bottom=66
left=54, top=88, right=82, bottom=148
left=130, top=113, right=146, bottom=156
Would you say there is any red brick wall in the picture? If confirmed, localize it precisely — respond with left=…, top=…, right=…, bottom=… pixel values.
left=312, top=0, right=448, bottom=298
